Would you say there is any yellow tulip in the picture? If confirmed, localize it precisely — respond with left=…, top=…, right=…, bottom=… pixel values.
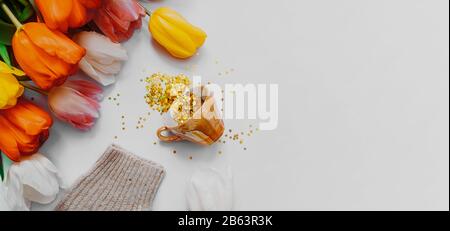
left=0, top=61, right=25, bottom=109
left=149, top=7, right=207, bottom=59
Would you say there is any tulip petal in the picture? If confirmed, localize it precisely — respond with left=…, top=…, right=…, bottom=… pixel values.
left=12, top=28, right=71, bottom=90
left=85, top=56, right=122, bottom=74
left=68, top=0, right=88, bottom=28
left=150, top=16, right=196, bottom=58
left=78, top=0, right=101, bottom=9
left=23, top=23, right=86, bottom=65
left=74, top=31, right=128, bottom=61
left=20, top=155, right=59, bottom=204
left=106, top=0, right=144, bottom=22
left=64, top=80, right=103, bottom=101
left=48, top=86, right=100, bottom=131
left=94, top=9, right=120, bottom=42
left=25, top=36, right=75, bottom=78
left=187, top=167, right=233, bottom=211
left=0, top=61, right=26, bottom=76
left=0, top=100, right=52, bottom=161
left=12, top=32, right=57, bottom=90
left=149, top=7, right=207, bottom=58
left=105, top=8, right=132, bottom=33
left=79, top=58, right=116, bottom=86
left=2, top=100, right=52, bottom=136
left=0, top=73, right=24, bottom=109
left=5, top=154, right=60, bottom=209
left=94, top=0, right=144, bottom=42
left=0, top=116, right=22, bottom=161
left=155, top=7, right=207, bottom=46
left=0, top=111, right=41, bottom=160
left=35, top=0, right=72, bottom=32
left=0, top=182, right=11, bottom=210
left=74, top=31, right=127, bottom=86
left=5, top=169, right=30, bottom=210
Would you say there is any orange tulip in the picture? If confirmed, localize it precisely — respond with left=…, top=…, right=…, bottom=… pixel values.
left=0, top=99, right=53, bottom=162
left=12, top=23, right=86, bottom=90
left=35, top=0, right=101, bottom=32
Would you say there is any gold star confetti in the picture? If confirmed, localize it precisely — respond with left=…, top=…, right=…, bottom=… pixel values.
left=171, top=92, right=201, bottom=124
left=144, top=73, right=191, bottom=114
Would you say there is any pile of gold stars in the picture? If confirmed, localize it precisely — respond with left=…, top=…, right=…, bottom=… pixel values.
left=171, top=92, right=201, bottom=124
left=144, top=73, right=191, bottom=114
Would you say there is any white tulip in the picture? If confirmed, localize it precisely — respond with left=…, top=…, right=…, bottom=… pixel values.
left=0, top=182, right=9, bottom=211
left=74, top=31, right=128, bottom=86
left=186, top=167, right=233, bottom=211
left=2, top=154, right=62, bottom=211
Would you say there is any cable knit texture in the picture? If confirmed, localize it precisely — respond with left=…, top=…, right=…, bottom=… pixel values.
left=55, top=144, right=165, bottom=211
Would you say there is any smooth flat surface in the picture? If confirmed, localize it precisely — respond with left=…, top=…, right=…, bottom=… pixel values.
left=33, top=0, right=449, bottom=210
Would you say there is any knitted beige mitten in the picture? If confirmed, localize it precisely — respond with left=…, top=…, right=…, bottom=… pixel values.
left=55, top=144, right=165, bottom=211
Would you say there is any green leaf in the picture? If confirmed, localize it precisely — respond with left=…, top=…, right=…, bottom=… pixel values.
left=0, top=43, right=11, bottom=65
left=0, top=151, right=4, bottom=181
left=15, top=0, right=34, bottom=22
left=0, top=1, right=35, bottom=45
left=17, top=4, right=33, bottom=22
left=0, top=19, right=15, bottom=46
left=0, top=152, right=12, bottom=182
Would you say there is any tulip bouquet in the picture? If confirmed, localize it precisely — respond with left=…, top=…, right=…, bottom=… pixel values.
left=0, top=0, right=207, bottom=210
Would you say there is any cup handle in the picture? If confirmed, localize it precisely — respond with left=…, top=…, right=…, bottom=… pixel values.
left=157, top=126, right=183, bottom=142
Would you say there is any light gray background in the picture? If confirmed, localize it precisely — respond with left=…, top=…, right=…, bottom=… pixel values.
left=33, top=0, right=448, bottom=210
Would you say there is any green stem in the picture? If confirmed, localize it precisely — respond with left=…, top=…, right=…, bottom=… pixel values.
left=1, top=3, right=23, bottom=29
left=28, top=0, right=43, bottom=22
left=16, top=75, right=31, bottom=81
left=138, top=2, right=152, bottom=16
left=0, top=152, right=4, bottom=181
left=21, top=82, right=48, bottom=96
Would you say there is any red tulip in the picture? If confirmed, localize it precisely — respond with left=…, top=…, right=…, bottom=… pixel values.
left=48, top=79, right=103, bottom=131
left=93, top=0, right=145, bottom=42
left=0, top=99, right=53, bottom=162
